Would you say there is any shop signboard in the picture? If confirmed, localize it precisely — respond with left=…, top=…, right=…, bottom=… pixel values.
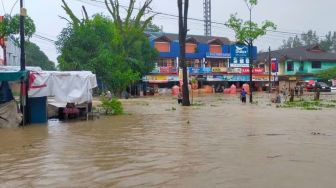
left=160, top=67, right=178, bottom=74
left=206, top=52, right=231, bottom=58
left=241, top=68, right=264, bottom=74
left=168, top=75, right=179, bottom=81
left=288, top=76, right=297, bottom=81
left=230, top=57, right=249, bottom=68
left=231, top=45, right=249, bottom=57
left=202, top=67, right=212, bottom=73
left=212, top=67, right=227, bottom=73
left=252, top=75, right=275, bottom=82
left=207, top=75, right=249, bottom=81
left=271, top=58, right=278, bottom=72
left=227, top=67, right=242, bottom=74
left=188, top=67, right=212, bottom=74
left=150, top=67, right=160, bottom=74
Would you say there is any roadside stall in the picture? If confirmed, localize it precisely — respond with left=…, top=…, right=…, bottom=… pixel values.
left=0, top=70, right=28, bottom=128
left=28, top=71, right=97, bottom=122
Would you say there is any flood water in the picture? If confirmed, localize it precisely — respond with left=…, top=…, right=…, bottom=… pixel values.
left=1, top=94, right=336, bottom=188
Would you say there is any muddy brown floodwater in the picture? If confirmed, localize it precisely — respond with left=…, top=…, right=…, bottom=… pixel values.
left=1, top=94, right=336, bottom=188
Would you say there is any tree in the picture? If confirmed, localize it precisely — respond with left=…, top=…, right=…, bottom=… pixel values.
left=279, top=30, right=336, bottom=51
left=145, top=22, right=162, bottom=32
left=25, top=41, right=56, bottom=70
left=320, top=31, right=336, bottom=52
left=57, top=0, right=158, bottom=95
left=0, top=14, right=36, bottom=40
left=225, top=0, right=276, bottom=45
left=0, top=14, right=36, bottom=65
left=226, top=0, right=276, bottom=103
left=178, top=0, right=190, bottom=106
left=280, top=35, right=302, bottom=49
left=315, top=67, right=336, bottom=80
left=301, top=30, right=319, bottom=47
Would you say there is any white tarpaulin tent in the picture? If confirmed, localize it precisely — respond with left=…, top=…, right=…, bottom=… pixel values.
left=28, top=71, right=97, bottom=104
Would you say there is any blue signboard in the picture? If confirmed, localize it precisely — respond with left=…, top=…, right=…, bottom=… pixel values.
left=206, top=52, right=231, bottom=58
left=231, top=45, right=249, bottom=58
left=207, top=75, right=249, bottom=81
left=188, top=67, right=212, bottom=74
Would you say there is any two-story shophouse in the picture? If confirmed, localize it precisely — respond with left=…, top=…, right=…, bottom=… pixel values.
left=143, top=32, right=260, bottom=93
left=257, top=45, right=336, bottom=89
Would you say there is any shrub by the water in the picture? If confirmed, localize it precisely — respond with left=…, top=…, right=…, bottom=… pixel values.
left=100, top=97, right=124, bottom=115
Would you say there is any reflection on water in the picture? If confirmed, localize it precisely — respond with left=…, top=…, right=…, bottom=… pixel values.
left=1, top=94, right=336, bottom=188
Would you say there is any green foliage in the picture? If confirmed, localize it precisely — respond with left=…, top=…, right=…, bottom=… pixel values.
left=226, top=0, right=276, bottom=44
left=25, top=41, right=56, bottom=70
left=246, top=0, right=258, bottom=5
left=57, top=11, right=158, bottom=94
left=0, top=14, right=36, bottom=40
left=315, top=67, right=336, bottom=80
left=226, top=13, right=276, bottom=44
left=279, top=100, right=336, bottom=110
left=280, top=30, right=336, bottom=52
left=145, top=22, right=162, bottom=32
left=100, top=97, right=124, bottom=115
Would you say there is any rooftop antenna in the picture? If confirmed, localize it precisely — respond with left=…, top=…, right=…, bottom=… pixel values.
left=203, top=0, right=211, bottom=36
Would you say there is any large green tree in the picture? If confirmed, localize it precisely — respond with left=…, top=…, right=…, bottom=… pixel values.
left=0, top=14, right=36, bottom=41
left=57, top=0, right=158, bottom=95
left=226, top=0, right=276, bottom=102
left=226, top=0, right=276, bottom=44
left=315, top=67, right=336, bottom=80
left=280, top=30, right=336, bottom=52
left=25, top=41, right=56, bottom=70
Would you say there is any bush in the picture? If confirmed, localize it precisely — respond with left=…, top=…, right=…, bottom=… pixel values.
left=100, top=97, right=124, bottom=115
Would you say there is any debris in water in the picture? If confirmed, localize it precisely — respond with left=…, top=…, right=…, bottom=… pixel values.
left=267, top=155, right=281, bottom=159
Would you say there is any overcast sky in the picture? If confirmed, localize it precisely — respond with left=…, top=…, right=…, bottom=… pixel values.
left=1, top=0, right=336, bottom=63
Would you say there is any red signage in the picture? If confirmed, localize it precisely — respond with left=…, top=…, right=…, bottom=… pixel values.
left=241, top=68, right=264, bottom=74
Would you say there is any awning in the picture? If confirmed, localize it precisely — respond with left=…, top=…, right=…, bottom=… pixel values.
left=0, top=71, right=28, bottom=81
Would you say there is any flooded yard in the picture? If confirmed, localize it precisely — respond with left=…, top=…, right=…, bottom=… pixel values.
left=1, top=93, right=336, bottom=187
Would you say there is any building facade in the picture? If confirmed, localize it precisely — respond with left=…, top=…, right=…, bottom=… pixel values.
left=143, top=33, right=268, bottom=94
left=257, top=45, right=336, bottom=89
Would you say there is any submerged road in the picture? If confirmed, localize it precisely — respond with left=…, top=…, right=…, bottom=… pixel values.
left=1, top=94, right=336, bottom=187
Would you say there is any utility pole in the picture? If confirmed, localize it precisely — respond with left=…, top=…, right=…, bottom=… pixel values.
left=20, top=0, right=26, bottom=125
left=178, top=0, right=190, bottom=106
left=248, top=7, right=253, bottom=103
left=20, top=0, right=25, bottom=71
left=268, top=46, right=271, bottom=93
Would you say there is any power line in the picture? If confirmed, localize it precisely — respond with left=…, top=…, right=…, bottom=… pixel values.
left=1, top=0, right=6, bottom=14
left=33, top=34, right=56, bottom=43
left=76, top=0, right=326, bottom=39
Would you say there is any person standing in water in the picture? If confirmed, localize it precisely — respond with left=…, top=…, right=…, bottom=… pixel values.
left=177, top=90, right=183, bottom=104
left=240, top=88, right=247, bottom=103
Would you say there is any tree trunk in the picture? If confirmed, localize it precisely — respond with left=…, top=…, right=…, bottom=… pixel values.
left=178, top=0, right=190, bottom=106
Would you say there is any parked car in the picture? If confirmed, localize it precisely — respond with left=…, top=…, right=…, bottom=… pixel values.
left=331, top=85, right=336, bottom=92
left=306, top=81, right=331, bottom=92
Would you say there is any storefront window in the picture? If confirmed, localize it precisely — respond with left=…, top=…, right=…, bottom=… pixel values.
left=207, top=59, right=227, bottom=68
left=157, top=58, right=175, bottom=67
left=186, top=59, right=200, bottom=67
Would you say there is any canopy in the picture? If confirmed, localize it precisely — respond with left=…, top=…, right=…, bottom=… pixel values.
left=28, top=71, right=97, bottom=104
left=0, top=71, right=28, bottom=81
